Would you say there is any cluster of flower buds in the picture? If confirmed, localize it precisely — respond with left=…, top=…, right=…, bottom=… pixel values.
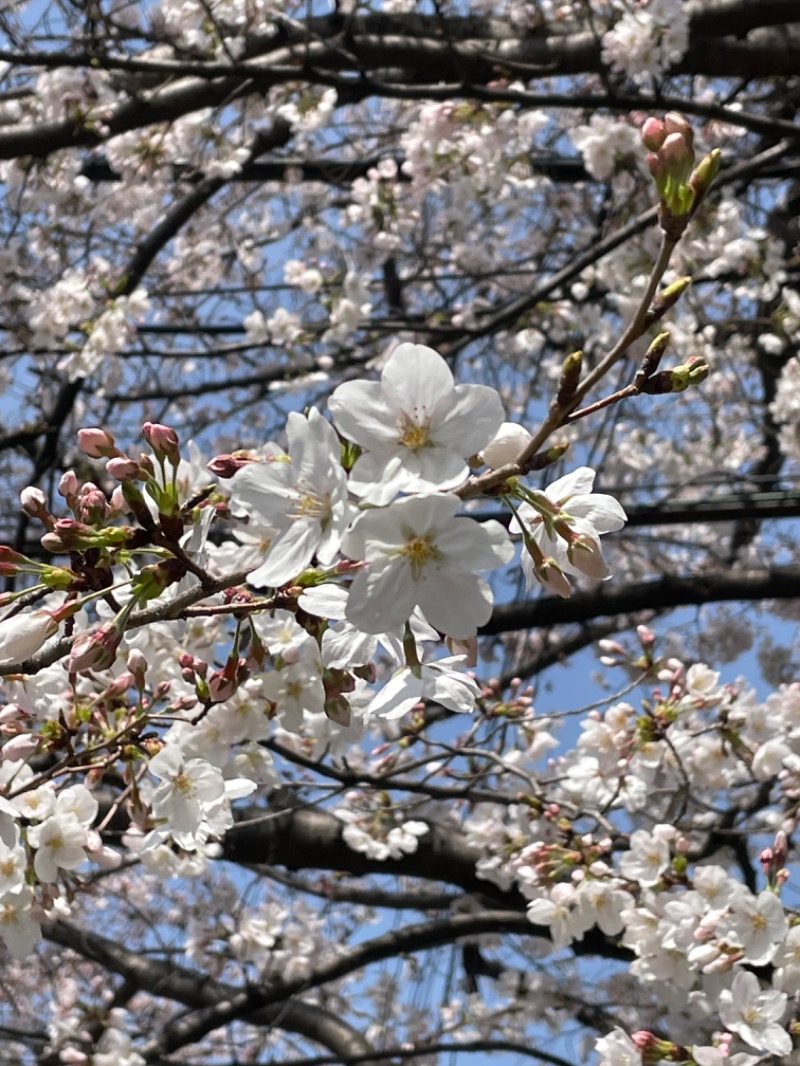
left=641, top=112, right=721, bottom=238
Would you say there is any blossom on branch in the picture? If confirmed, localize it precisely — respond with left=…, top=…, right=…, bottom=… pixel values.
left=228, top=408, right=352, bottom=588
left=329, top=342, right=504, bottom=505
left=342, top=494, right=513, bottom=640
left=512, top=466, right=626, bottom=596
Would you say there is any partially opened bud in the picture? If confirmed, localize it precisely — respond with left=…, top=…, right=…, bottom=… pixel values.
left=0, top=608, right=59, bottom=665
left=534, top=558, right=572, bottom=599
left=207, top=452, right=257, bottom=477
left=566, top=533, right=610, bottom=580
left=20, top=487, right=50, bottom=521
left=661, top=132, right=694, bottom=184
left=481, top=422, right=533, bottom=469
left=58, top=471, right=80, bottom=499
left=67, top=622, right=123, bottom=673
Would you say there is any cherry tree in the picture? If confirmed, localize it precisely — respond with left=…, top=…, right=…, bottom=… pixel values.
left=0, top=1, right=800, bottom=1064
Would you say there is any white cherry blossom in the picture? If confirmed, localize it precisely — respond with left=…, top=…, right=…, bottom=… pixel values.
left=718, top=970, right=791, bottom=1056
left=342, top=493, right=513, bottom=639
left=328, top=342, right=504, bottom=505
left=229, top=408, right=352, bottom=587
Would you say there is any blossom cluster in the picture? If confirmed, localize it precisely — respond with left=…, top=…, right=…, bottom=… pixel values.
left=459, top=647, right=800, bottom=1063
left=0, top=339, right=631, bottom=964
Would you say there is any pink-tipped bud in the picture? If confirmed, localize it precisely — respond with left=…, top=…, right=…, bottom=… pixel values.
left=535, top=558, right=572, bottom=599
left=76, top=485, right=108, bottom=525
left=661, top=131, right=694, bottom=183
left=143, top=422, right=180, bottom=465
left=58, top=470, right=80, bottom=499
left=106, top=456, right=142, bottom=480
left=207, top=452, right=256, bottom=477
left=20, top=486, right=50, bottom=521
left=127, top=648, right=147, bottom=685
left=0, top=546, right=29, bottom=576
left=67, top=622, right=123, bottom=673
left=641, top=117, right=667, bottom=151
left=77, top=427, right=120, bottom=459
left=664, top=111, right=693, bottom=148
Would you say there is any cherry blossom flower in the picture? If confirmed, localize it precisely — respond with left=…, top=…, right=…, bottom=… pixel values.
left=527, top=883, right=587, bottom=952
left=368, top=655, right=480, bottom=719
left=0, top=886, right=41, bottom=957
left=594, top=1029, right=643, bottom=1066
left=618, top=826, right=674, bottom=887
left=723, top=888, right=787, bottom=965
left=27, top=814, right=88, bottom=883
left=718, top=970, right=791, bottom=1056
left=342, top=493, right=513, bottom=639
left=261, top=657, right=326, bottom=733
left=512, top=466, right=626, bottom=595
left=228, top=408, right=352, bottom=587
left=328, top=342, right=504, bottom=504
left=0, top=838, right=26, bottom=895
left=147, top=747, right=226, bottom=835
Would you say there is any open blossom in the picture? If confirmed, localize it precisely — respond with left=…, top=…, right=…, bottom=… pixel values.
left=228, top=408, right=352, bottom=587
left=328, top=342, right=504, bottom=505
left=618, top=826, right=673, bottom=887
left=148, top=746, right=226, bottom=835
left=724, top=889, right=787, bottom=964
left=0, top=886, right=41, bottom=957
left=718, top=969, right=791, bottom=1056
left=511, top=467, right=626, bottom=595
left=368, top=655, right=480, bottom=719
left=27, top=814, right=88, bottom=883
left=342, top=493, right=513, bottom=640
left=595, top=1028, right=643, bottom=1066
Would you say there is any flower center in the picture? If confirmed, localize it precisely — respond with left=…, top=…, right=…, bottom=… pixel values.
left=397, top=412, right=431, bottom=452
left=400, top=534, right=440, bottom=579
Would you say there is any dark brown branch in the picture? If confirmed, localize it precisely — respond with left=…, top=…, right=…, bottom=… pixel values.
left=483, top=566, right=800, bottom=636
left=42, top=918, right=378, bottom=1064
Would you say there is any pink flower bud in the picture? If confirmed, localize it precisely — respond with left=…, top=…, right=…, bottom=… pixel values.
left=67, top=622, right=122, bottom=673
left=207, top=453, right=255, bottom=477
left=76, top=485, right=108, bottom=525
left=0, top=546, right=28, bottom=576
left=77, top=427, right=120, bottom=459
left=106, top=456, right=141, bottom=480
left=20, top=486, right=49, bottom=519
left=143, top=422, right=180, bottom=464
left=664, top=111, right=693, bottom=148
left=661, top=132, right=695, bottom=183
left=535, top=558, right=572, bottom=599
left=641, top=117, right=666, bottom=151
left=207, top=668, right=238, bottom=703
left=58, top=470, right=80, bottom=498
